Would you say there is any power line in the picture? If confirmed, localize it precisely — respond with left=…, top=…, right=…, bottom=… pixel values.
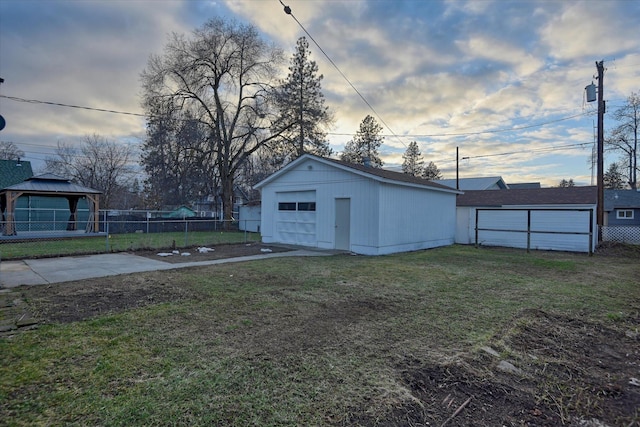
left=0, top=95, right=147, bottom=117
left=277, top=0, right=406, bottom=147
left=430, top=141, right=592, bottom=166
left=327, top=111, right=593, bottom=139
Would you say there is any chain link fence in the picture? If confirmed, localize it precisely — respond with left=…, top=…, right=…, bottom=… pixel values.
left=0, top=208, right=261, bottom=260
left=601, top=225, right=640, bottom=245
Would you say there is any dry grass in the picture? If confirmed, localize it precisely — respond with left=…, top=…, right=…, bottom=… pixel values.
left=1, top=245, right=638, bottom=426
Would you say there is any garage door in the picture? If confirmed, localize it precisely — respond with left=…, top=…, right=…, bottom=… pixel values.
left=275, top=191, right=317, bottom=246
left=476, top=208, right=594, bottom=253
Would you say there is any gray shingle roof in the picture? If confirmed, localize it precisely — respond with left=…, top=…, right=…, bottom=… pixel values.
left=604, top=189, right=640, bottom=210
left=433, top=176, right=508, bottom=190
left=456, top=186, right=597, bottom=207
left=322, top=156, right=458, bottom=191
left=255, top=154, right=461, bottom=194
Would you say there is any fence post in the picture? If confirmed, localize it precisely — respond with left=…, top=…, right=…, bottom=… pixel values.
left=184, top=219, right=188, bottom=247
left=526, top=210, right=531, bottom=253
left=105, top=210, right=110, bottom=252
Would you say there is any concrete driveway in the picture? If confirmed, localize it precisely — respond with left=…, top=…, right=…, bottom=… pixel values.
left=0, top=249, right=329, bottom=288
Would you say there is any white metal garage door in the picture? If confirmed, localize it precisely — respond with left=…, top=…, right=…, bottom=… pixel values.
left=475, top=208, right=594, bottom=253
left=275, top=191, right=317, bottom=246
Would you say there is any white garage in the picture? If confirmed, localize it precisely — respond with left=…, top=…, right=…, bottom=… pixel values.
left=254, top=154, right=461, bottom=255
left=456, top=187, right=597, bottom=253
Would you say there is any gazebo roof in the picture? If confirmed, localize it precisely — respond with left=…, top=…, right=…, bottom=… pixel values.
left=1, top=173, right=101, bottom=195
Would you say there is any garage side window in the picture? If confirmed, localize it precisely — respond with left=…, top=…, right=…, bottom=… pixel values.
left=616, top=209, right=634, bottom=219
left=298, top=202, right=316, bottom=211
left=278, top=202, right=297, bottom=211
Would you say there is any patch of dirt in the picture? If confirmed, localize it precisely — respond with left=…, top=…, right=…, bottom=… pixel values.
left=6, top=247, right=639, bottom=425
left=353, top=309, right=640, bottom=426
left=134, top=242, right=291, bottom=264
left=23, top=273, right=195, bottom=323
left=595, top=241, right=640, bottom=258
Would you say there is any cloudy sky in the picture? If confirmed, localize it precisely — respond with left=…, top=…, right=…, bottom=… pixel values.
left=1, top=0, right=639, bottom=186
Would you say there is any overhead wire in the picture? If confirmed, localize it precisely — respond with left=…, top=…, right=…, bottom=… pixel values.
left=277, top=0, right=407, bottom=147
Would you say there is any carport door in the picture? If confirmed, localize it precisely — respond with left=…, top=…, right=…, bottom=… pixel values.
left=335, top=198, right=350, bottom=250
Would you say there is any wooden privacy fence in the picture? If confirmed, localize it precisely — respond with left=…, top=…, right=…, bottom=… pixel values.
left=474, top=208, right=595, bottom=254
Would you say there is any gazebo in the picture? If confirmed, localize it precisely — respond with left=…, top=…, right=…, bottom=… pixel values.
left=0, top=174, right=101, bottom=236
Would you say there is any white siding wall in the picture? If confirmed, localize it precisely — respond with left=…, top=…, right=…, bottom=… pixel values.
left=260, top=159, right=379, bottom=251
left=260, top=158, right=458, bottom=255
left=459, top=206, right=596, bottom=253
left=375, top=183, right=455, bottom=255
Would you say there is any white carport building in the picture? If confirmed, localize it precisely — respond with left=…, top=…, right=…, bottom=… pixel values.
left=455, top=187, right=597, bottom=253
left=254, top=154, right=461, bottom=255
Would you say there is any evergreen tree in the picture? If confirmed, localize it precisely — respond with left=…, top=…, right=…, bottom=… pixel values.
left=604, top=162, right=626, bottom=189
left=341, top=115, right=384, bottom=167
left=272, top=37, right=333, bottom=160
left=558, top=178, right=575, bottom=187
left=422, top=161, right=442, bottom=180
left=402, top=141, right=424, bottom=176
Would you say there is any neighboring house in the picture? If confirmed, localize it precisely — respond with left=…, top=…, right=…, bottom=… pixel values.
left=164, top=205, right=197, bottom=219
left=0, top=159, right=34, bottom=188
left=507, top=182, right=541, bottom=189
left=254, top=154, right=461, bottom=255
left=602, top=189, right=640, bottom=244
left=433, top=176, right=508, bottom=190
left=604, top=190, right=640, bottom=226
left=193, top=186, right=250, bottom=219
left=456, top=186, right=597, bottom=253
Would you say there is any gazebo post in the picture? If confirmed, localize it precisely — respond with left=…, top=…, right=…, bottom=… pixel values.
left=4, top=190, right=22, bottom=236
left=85, top=194, right=100, bottom=233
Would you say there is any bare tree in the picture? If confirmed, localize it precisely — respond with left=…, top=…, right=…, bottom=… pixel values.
left=141, top=18, right=286, bottom=222
left=141, top=105, right=216, bottom=209
left=0, top=141, right=24, bottom=160
left=607, top=92, right=639, bottom=189
left=45, top=134, right=135, bottom=208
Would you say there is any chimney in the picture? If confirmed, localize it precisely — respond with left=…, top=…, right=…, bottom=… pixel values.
left=363, top=156, right=371, bottom=168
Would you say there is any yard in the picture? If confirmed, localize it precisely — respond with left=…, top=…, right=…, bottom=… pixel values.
left=1, top=245, right=639, bottom=426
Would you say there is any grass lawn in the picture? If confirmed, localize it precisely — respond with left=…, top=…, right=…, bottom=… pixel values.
left=0, top=230, right=259, bottom=260
left=1, top=245, right=639, bottom=426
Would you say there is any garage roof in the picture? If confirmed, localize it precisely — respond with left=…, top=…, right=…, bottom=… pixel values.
left=457, top=186, right=597, bottom=207
left=255, top=154, right=462, bottom=194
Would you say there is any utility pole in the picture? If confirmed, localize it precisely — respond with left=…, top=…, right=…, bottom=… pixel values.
left=596, top=61, right=605, bottom=242
left=456, top=146, right=459, bottom=190
left=0, top=77, right=5, bottom=131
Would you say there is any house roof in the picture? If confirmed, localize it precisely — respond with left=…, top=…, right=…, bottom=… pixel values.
left=433, top=176, right=508, bottom=190
left=456, top=186, right=597, bottom=207
left=0, top=159, right=34, bottom=189
left=507, top=182, right=541, bottom=189
left=604, top=189, right=640, bottom=210
left=1, top=173, right=102, bottom=195
left=254, top=154, right=462, bottom=194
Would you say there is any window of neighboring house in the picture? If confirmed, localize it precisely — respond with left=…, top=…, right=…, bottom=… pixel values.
left=297, top=202, right=316, bottom=211
left=278, top=202, right=297, bottom=211
left=616, top=209, right=634, bottom=219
